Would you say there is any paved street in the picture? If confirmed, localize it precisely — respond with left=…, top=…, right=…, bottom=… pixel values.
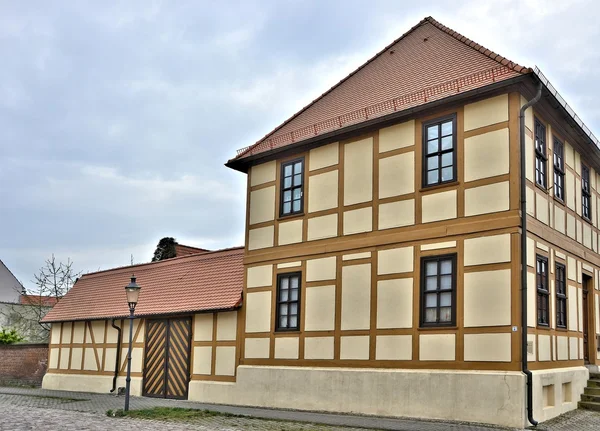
left=0, top=386, right=599, bottom=430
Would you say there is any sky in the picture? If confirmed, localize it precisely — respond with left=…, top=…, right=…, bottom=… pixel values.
left=1, top=0, right=599, bottom=289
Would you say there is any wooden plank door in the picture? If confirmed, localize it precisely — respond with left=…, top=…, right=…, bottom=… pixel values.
left=143, top=317, right=192, bottom=399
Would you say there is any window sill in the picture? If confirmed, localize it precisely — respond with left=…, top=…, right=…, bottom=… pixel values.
left=534, top=182, right=548, bottom=195
left=420, top=181, right=459, bottom=194
left=536, top=324, right=551, bottom=331
left=278, top=213, right=305, bottom=222
left=418, top=325, right=457, bottom=331
left=582, top=216, right=593, bottom=226
left=274, top=329, right=301, bottom=334
left=553, top=196, right=566, bottom=207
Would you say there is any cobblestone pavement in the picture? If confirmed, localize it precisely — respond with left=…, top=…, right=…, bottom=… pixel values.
left=0, top=386, right=598, bottom=430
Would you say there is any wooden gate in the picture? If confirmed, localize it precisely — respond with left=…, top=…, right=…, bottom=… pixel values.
left=143, top=317, right=192, bottom=399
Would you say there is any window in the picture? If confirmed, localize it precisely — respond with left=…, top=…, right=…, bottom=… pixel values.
left=553, top=138, right=565, bottom=201
left=536, top=255, right=549, bottom=326
left=534, top=118, right=547, bottom=188
left=420, top=254, right=456, bottom=326
left=582, top=164, right=592, bottom=221
left=280, top=159, right=304, bottom=217
left=423, top=115, right=456, bottom=187
left=276, top=272, right=301, bottom=331
left=555, top=263, right=567, bottom=329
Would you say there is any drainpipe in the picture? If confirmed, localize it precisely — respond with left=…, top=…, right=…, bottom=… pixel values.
left=110, top=319, right=122, bottom=393
left=520, top=81, right=543, bottom=427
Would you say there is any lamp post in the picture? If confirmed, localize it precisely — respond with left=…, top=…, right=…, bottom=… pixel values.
left=124, top=275, right=141, bottom=412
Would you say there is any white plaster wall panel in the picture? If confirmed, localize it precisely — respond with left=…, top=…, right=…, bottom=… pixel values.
left=194, top=313, right=213, bottom=341
left=49, top=348, right=59, bottom=369
left=340, top=335, right=370, bottom=360
left=597, top=294, right=600, bottom=333
left=120, top=348, right=143, bottom=373
left=306, top=256, right=337, bottom=282
left=104, top=348, right=117, bottom=372
left=526, top=187, right=535, bottom=216
left=465, top=181, right=510, bottom=217
left=583, top=263, right=593, bottom=273
left=378, top=199, right=415, bottom=230
left=566, top=170, right=575, bottom=211
left=464, top=270, right=511, bottom=327
left=304, top=337, right=334, bottom=360
left=554, top=206, right=565, bottom=234
left=579, top=337, right=584, bottom=360
left=59, top=347, right=70, bottom=369
left=343, top=207, right=372, bottom=235
left=71, top=322, right=85, bottom=344
left=90, top=321, right=105, bottom=344
left=274, top=337, right=299, bottom=359
left=527, top=334, right=536, bottom=362
left=377, top=246, right=413, bottom=275
left=341, top=264, right=371, bottom=330
left=578, top=288, right=583, bottom=331
left=250, top=161, right=276, bottom=187
left=568, top=285, right=578, bottom=331
left=526, top=237, right=535, bottom=267
left=557, top=336, right=569, bottom=360
left=567, top=257, right=576, bottom=281
left=309, top=142, right=338, bottom=171
left=464, top=234, right=511, bottom=267
left=376, top=278, right=412, bottom=329
left=566, top=214, right=576, bottom=240
left=583, top=223, right=592, bottom=249
left=344, top=137, right=373, bottom=205
left=277, top=261, right=301, bottom=269
left=537, top=242, right=549, bottom=252
left=565, top=142, right=574, bottom=168
left=375, top=335, right=412, bottom=360
left=521, top=97, right=534, bottom=131
left=62, top=322, right=72, bottom=344
left=248, top=226, right=274, bottom=250
left=244, top=338, right=270, bottom=359
left=215, top=346, right=236, bottom=376
left=577, top=220, right=582, bottom=245
left=575, top=152, right=581, bottom=175
left=193, top=346, right=212, bottom=375
left=249, top=186, right=275, bottom=225
left=464, top=333, right=511, bottom=362
left=422, top=190, right=457, bottom=223
left=555, top=251, right=566, bottom=260
left=305, top=285, right=336, bottom=331
left=342, top=252, right=371, bottom=261
left=379, top=152, right=414, bottom=198
left=278, top=219, right=303, bottom=246
left=569, top=337, right=578, bottom=360
left=307, top=214, right=338, bottom=241
left=527, top=272, right=536, bottom=327
left=247, top=265, right=273, bottom=288
left=83, top=348, right=101, bottom=371
left=105, top=324, right=119, bottom=344
left=526, top=135, right=534, bottom=182
left=70, top=348, right=83, bottom=370
left=419, top=334, right=455, bottom=361
left=50, top=324, right=61, bottom=345
left=535, top=193, right=549, bottom=225
left=216, top=312, right=237, bottom=341
left=379, top=120, right=415, bottom=153
left=308, top=170, right=338, bottom=212
left=464, top=94, right=509, bottom=131
left=464, top=128, right=509, bottom=182
left=538, top=335, right=551, bottom=361
left=420, top=241, right=456, bottom=251
left=577, top=261, right=582, bottom=283
left=245, top=291, right=271, bottom=333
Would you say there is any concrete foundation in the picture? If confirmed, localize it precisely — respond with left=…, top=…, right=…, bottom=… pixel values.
left=42, top=373, right=143, bottom=396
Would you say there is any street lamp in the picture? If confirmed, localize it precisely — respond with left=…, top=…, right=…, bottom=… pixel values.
left=124, top=275, right=141, bottom=412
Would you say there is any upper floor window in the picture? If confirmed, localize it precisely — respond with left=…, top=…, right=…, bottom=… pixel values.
left=536, top=255, right=549, bottom=326
left=553, top=138, right=565, bottom=202
left=423, top=115, right=456, bottom=187
left=280, top=159, right=304, bottom=217
left=582, top=164, right=592, bottom=221
left=276, top=272, right=301, bottom=331
left=555, top=263, right=567, bottom=329
left=420, top=254, right=456, bottom=327
left=534, top=118, right=547, bottom=188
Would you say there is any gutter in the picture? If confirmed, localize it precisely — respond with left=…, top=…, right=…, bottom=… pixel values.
left=520, top=81, right=543, bottom=427
left=110, top=319, right=122, bottom=393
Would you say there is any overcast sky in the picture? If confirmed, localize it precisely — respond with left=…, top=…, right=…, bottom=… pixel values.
left=1, top=0, right=598, bottom=289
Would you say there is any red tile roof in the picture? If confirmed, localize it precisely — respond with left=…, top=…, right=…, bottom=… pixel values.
left=19, top=295, right=58, bottom=307
left=174, top=244, right=210, bottom=257
left=42, top=247, right=244, bottom=323
left=229, top=16, right=529, bottom=164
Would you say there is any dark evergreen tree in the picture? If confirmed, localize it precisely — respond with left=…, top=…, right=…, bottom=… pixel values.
left=152, top=237, right=178, bottom=262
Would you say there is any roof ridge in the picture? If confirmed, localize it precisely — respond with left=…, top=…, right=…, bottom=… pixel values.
left=424, top=17, right=530, bottom=74
left=80, top=245, right=244, bottom=280
left=230, top=16, right=529, bottom=162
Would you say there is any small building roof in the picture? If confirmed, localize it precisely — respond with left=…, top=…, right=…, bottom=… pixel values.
left=42, top=246, right=244, bottom=323
left=174, top=244, right=210, bottom=257
left=20, top=294, right=58, bottom=307
left=227, top=16, right=529, bottom=168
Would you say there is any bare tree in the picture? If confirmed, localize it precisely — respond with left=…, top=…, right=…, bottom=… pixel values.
left=0, top=254, right=81, bottom=342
